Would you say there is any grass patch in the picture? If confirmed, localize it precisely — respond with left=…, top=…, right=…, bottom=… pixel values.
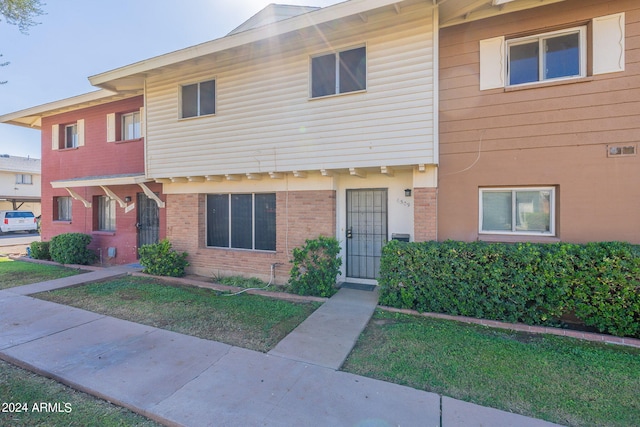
left=0, top=359, right=159, bottom=427
left=342, top=310, right=640, bottom=427
left=0, top=258, right=83, bottom=290
left=36, top=276, right=319, bottom=352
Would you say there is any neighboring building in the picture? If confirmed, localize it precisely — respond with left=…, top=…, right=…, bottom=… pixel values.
left=0, top=154, right=41, bottom=215
left=0, top=90, right=166, bottom=264
left=89, top=0, right=442, bottom=283
left=438, top=0, right=640, bottom=244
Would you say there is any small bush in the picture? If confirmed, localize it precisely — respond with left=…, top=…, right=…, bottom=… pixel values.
left=49, top=233, right=96, bottom=265
left=289, top=236, right=342, bottom=297
left=138, top=239, right=189, bottom=277
left=30, top=241, right=50, bottom=260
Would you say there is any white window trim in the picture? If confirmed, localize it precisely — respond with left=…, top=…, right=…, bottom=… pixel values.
left=179, top=79, right=216, bottom=120
left=506, top=26, right=587, bottom=88
left=121, top=111, right=141, bottom=140
left=309, top=44, right=367, bottom=99
left=479, top=187, right=556, bottom=236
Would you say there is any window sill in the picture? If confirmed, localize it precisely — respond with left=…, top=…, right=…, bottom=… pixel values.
left=505, top=76, right=593, bottom=92
left=92, top=231, right=116, bottom=236
left=308, top=89, right=367, bottom=101
left=114, top=137, right=144, bottom=144
left=204, top=246, right=276, bottom=254
left=53, top=220, right=72, bottom=225
left=178, top=113, right=216, bottom=122
left=479, top=234, right=560, bottom=243
left=56, top=146, right=79, bottom=152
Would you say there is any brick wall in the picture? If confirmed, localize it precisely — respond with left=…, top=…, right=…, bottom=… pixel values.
left=413, top=187, right=437, bottom=241
left=167, top=190, right=336, bottom=285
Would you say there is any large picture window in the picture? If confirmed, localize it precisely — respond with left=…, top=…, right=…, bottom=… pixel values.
left=480, top=187, right=555, bottom=235
left=507, top=27, right=586, bottom=86
left=206, top=193, right=276, bottom=251
left=311, top=46, right=366, bottom=98
left=181, top=79, right=216, bottom=118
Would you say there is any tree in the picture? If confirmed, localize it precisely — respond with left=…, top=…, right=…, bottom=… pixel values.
left=1, top=0, right=45, bottom=84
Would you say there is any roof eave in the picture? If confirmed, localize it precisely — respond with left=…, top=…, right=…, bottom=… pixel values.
left=89, top=0, right=413, bottom=90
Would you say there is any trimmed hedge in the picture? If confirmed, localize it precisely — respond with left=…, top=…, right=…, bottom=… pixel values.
left=379, top=240, right=640, bottom=338
left=49, top=233, right=96, bottom=265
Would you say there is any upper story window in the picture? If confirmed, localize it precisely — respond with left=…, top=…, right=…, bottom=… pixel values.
left=311, top=46, right=366, bottom=98
left=122, top=111, right=141, bottom=140
left=479, top=187, right=555, bottom=236
left=181, top=79, right=215, bottom=118
left=507, top=27, right=586, bottom=86
left=15, top=174, right=32, bottom=185
left=65, top=124, right=79, bottom=148
left=52, top=120, right=84, bottom=151
left=479, top=13, right=625, bottom=91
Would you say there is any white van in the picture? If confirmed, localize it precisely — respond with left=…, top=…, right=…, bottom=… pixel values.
left=0, top=210, right=38, bottom=233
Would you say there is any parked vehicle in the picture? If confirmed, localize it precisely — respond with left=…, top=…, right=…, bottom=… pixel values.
left=0, top=210, right=38, bottom=233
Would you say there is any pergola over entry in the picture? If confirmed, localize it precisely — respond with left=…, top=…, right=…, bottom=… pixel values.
left=50, top=173, right=165, bottom=209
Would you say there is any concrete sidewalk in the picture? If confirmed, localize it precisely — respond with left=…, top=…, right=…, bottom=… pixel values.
left=0, top=268, right=563, bottom=427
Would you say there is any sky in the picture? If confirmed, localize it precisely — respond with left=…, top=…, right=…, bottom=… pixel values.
left=0, top=0, right=342, bottom=159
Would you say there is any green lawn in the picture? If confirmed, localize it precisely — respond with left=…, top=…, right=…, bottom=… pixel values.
left=0, top=258, right=83, bottom=290
left=342, top=309, right=640, bottom=427
left=36, top=276, right=320, bottom=352
left=0, top=359, right=160, bottom=427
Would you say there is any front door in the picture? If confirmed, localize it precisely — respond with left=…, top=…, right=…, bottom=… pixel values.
left=137, top=192, right=160, bottom=253
left=346, top=189, right=388, bottom=279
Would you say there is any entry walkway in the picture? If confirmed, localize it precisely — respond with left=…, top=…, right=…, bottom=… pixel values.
left=0, top=267, right=563, bottom=427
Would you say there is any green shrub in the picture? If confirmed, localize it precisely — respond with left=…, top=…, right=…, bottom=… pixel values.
left=379, top=240, right=640, bottom=338
left=289, top=236, right=342, bottom=297
left=49, top=233, right=96, bottom=265
left=138, top=239, right=189, bottom=277
left=30, top=241, right=50, bottom=260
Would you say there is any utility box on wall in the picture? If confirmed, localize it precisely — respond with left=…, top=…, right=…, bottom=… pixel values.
left=391, top=233, right=410, bottom=242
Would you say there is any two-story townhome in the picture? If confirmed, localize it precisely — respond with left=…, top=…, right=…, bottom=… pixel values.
left=88, top=0, right=441, bottom=284
left=438, top=0, right=639, bottom=244
left=0, top=90, right=166, bottom=264
left=0, top=154, right=41, bottom=215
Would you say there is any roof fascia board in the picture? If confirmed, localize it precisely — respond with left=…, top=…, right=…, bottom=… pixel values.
left=0, top=89, right=140, bottom=128
left=89, top=0, right=414, bottom=87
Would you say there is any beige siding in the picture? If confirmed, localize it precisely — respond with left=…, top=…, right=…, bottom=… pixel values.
left=145, top=4, right=435, bottom=178
left=438, top=0, right=640, bottom=244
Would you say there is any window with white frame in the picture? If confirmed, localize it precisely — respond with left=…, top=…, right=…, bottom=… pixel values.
left=65, top=124, right=78, bottom=148
left=15, top=174, right=32, bottom=184
left=311, top=46, right=366, bottom=98
left=507, top=27, right=586, bottom=86
left=480, top=13, right=626, bottom=91
left=181, top=79, right=215, bottom=118
left=121, top=111, right=141, bottom=140
left=54, top=196, right=72, bottom=221
left=97, top=196, right=116, bottom=231
left=206, top=193, right=276, bottom=251
left=480, top=187, right=555, bottom=235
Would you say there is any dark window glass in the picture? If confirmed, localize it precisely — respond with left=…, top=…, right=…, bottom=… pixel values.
left=207, top=195, right=229, bottom=247
left=255, top=194, right=276, bottom=251
left=231, top=194, right=252, bottom=249
left=312, top=54, right=336, bottom=98
left=339, top=46, right=366, bottom=93
left=181, top=83, right=198, bottom=118
left=544, top=33, right=580, bottom=80
left=509, top=41, right=539, bottom=85
left=199, top=80, right=216, bottom=116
